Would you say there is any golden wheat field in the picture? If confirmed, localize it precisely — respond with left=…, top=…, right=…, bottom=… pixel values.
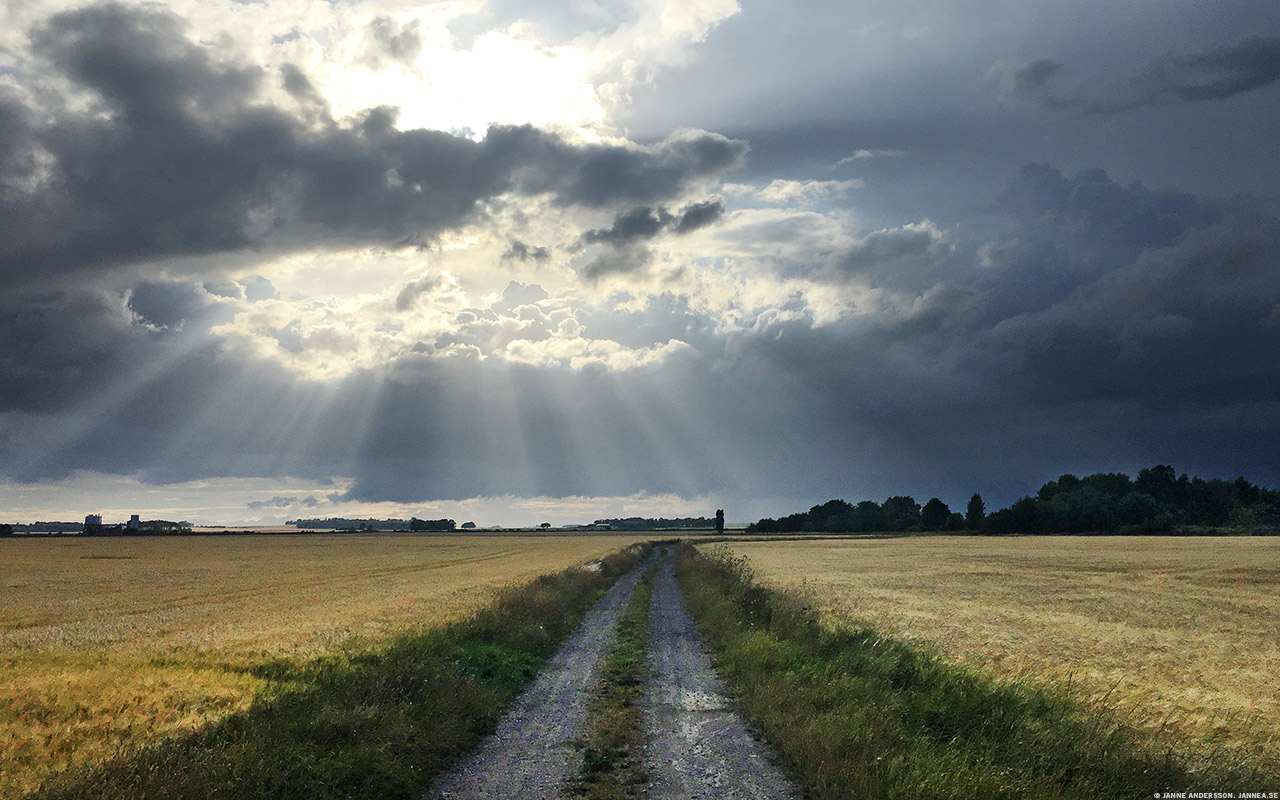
left=0, top=533, right=655, bottom=797
left=717, top=535, right=1280, bottom=771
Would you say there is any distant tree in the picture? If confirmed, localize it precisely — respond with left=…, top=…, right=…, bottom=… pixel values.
left=748, top=514, right=802, bottom=533
left=1135, top=464, right=1179, bottom=502
left=0, top=524, right=12, bottom=537
left=539, top=522, right=551, bottom=529
left=715, top=509, right=725, bottom=534
left=965, top=493, right=985, bottom=528
left=921, top=498, right=951, bottom=530
left=850, top=500, right=886, bottom=532
left=410, top=518, right=456, bottom=532
left=461, top=521, right=476, bottom=529
left=1080, top=472, right=1133, bottom=498
left=1234, top=476, right=1262, bottom=506
left=1116, top=492, right=1170, bottom=532
left=881, top=496, right=921, bottom=531
left=984, top=496, right=1043, bottom=534
left=945, top=512, right=966, bottom=531
left=1037, top=473, right=1081, bottom=501
left=806, top=499, right=854, bottom=532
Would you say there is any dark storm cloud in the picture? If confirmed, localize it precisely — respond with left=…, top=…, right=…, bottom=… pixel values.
left=0, top=287, right=220, bottom=414
left=0, top=3, right=745, bottom=290
left=501, top=240, right=551, bottom=265
left=571, top=200, right=725, bottom=281
left=838, top=220, right=952, bottom=278
left=581, top=207, right=673, bottom=246
left=491, top=127, right=745, bottom=209
left=577, top=243, right=653, bottom=281
left=671, top=199, right=726, bottom=233
left=248, top=495, right=319, bottom=509
left=580, top=200, right=725, bottom=247
left=1173, top=36, right=1280, bottom=101
left=1012, top=59, right=1061, bottom=92
left=991, top=164, right=1222, bottom=274
left=5, top=159, right=1280, bottom=509
left=0, top=292, right=129, bottom=412
left=394, top=274, right=444, bottom=311
left=619, top=0, right=1280, bottom=218
left=981, top=218, right=1280, bottom=407
left=1019, top=36, right=1280, bottom=114
left=279, top=62, right=331, bottom=123
left=358, top=16, right=424, bottom=70
left=127, top=281, right=217, bottom=329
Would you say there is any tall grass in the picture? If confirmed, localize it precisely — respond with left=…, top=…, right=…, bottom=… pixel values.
left=28, top=543, right=650, bottom=800
left=676, top=543, right=1266, bottom=800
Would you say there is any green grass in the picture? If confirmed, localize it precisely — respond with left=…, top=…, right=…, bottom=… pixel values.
left=28, top=543, right=651, bottom=800
left=675, top=543, right=1266, bottom=800
left=569, top=558, right=658, bottom=800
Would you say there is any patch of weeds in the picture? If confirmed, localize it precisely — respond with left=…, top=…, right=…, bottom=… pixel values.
left=675, top=543, right=1265, bottom=800
left=569, top=557, right=658, bottom=800
left=454, top=642, right=542, bottom=694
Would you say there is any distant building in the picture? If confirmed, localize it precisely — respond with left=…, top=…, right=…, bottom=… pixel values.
left=82, top=513, right=139, bottom=535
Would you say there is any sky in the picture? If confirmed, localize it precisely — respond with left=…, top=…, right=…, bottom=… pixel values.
left=2, top=0, right=1279, bottom=526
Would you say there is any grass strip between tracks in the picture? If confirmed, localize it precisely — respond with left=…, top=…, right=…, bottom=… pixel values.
left=28, top=543, right=652, bottom=800
left=675, top=542, right=1266, bottom=800
left=568, top=558, right=658, bottom=799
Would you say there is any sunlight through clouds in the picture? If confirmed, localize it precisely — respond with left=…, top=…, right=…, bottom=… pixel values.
left=4, top=0, right=1280, bottom=523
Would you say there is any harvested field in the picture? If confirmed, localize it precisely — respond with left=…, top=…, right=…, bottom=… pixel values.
left=0, top=534, right=656, bottom=797
left=715, top=535, right=1280, bottom=774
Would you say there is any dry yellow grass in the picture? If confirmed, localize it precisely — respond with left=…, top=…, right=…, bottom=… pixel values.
left=0, top=533, right=656, bottom=797
left=717, top=535, right=1280, bottom=772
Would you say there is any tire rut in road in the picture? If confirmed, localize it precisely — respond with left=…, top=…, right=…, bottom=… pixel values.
left=642, top=549, right=798, bottom=800
left=427, top=551, right=657, bottom=800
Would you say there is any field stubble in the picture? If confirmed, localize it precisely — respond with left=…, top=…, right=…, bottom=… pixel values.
left=0, top=533, right=656, bottom=797
left=716, top=535, right=1280, bottom=776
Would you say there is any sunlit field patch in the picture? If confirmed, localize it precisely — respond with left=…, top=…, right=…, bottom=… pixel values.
left=0, top=534, right=657, bottom=797
left=714, top=535, right=1280, bottom=774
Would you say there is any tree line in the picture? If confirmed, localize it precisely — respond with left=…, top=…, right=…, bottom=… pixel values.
left=745, top=465, right=1280, bottom=535
left=593, top=516, right=719, bottom=529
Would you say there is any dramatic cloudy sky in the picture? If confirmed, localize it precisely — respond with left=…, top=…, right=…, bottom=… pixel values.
left=3, top=0, right=1279, bottom=525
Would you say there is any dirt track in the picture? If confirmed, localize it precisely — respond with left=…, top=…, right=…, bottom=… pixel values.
left=641, top=551, right=797, bottom=799
left=426, top=547, right=797, bottom=799
left=426, top=553, right=655, bottom=800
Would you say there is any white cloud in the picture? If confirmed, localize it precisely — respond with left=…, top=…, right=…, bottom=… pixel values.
left=756, top=178, right=864, bottom=204
left=837, top=149, right=907, bottom=165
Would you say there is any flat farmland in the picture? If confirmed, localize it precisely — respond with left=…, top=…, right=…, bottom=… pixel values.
left=0, top=534, right=656, bottom=797
left=716, top=535, right=1280, bottom=773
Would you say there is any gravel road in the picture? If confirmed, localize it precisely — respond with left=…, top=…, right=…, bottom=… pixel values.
left=642, top=550, right=798, bottom=800
left=426, top=552, right=655, bottom=800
